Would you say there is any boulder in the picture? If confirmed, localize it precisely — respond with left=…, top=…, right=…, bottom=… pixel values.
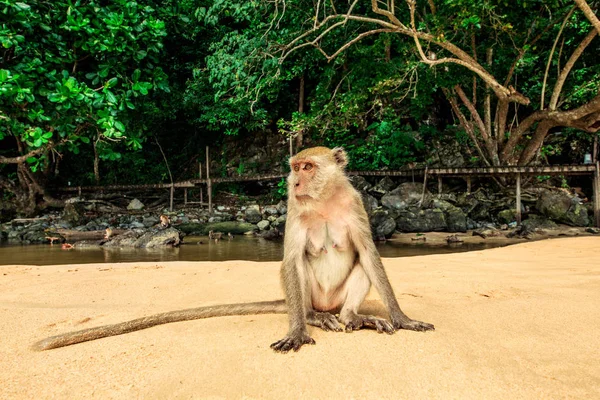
left=127, top=198, right=145, bottom=211
left=361, top=193, right=379, bottom=215
left=349, top=175, right=373, bottom=192
left=381, top=182, right=429, bottom=211
left=536, top=190, right=590, bottom=226
left=521, top=215, right=558, bottom=231
left=395, top=208, right=445, bottom=232
left=370, top=209, right=397, bottom=238
left=497, top=209, right=517, bottom=224
left=257, top=220, right=271, bottom=231
left=245, top=205, right=262, bottom=224
left=369, top=177, right=396, bottom=197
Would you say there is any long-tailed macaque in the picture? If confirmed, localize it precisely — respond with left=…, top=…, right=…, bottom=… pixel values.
left=32, top=147, right=433, bottom=352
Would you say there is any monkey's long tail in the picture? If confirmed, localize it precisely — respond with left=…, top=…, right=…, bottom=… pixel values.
left=32, top=300, right=287, bottom=351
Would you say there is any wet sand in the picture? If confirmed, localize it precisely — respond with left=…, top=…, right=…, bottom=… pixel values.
left=1, top=237, right=599, bottom=399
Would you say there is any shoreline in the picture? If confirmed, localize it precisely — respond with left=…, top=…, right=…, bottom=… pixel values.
left=2, top=236, right=600, bottom=399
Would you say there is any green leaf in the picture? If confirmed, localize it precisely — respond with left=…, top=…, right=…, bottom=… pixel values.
left=104, top=90, right=117, bottom=103
left=106, top=77, right=118, bottom=88
left=114, top=121, right=125, bottom=132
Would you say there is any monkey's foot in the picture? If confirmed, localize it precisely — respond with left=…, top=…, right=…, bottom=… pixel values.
left=393, top=319, right=435, bottom=332
left=307, top=311, right=343, bottom=332
left=342, top=314, right=395, bottom=334
left=270, top=332, right=315, bottom=353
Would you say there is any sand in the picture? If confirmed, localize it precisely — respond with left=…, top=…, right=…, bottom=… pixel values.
left=1, top=237, right=599, bottom=399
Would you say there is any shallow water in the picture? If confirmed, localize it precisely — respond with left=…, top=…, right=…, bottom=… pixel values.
left=0, top=236, right=505, bottom=266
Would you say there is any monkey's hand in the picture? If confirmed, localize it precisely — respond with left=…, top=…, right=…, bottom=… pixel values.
left=392, top=317, right=435, bottom=332
left=270, top=331, right=315, bottom=353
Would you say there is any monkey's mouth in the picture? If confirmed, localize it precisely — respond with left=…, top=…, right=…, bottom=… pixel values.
left=295, top=194, right=312, bottom=201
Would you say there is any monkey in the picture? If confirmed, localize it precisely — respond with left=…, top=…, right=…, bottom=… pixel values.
left=208, top=230, right=222, bottom=241
left=61, top=243, right=73, bottom=250
left=104, top=227, right=113, bottom=240
left=159, top=214, right=170, bottom=229
left=32, top=147, right=433, bottom=352
left=228, top=232, right=234, bottom=240
left=45, top=236, right=60, bottom=245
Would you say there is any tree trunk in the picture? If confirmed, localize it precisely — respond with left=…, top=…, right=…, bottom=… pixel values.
left=295, top=74, right=305, bottom=149
left=518, top=121, right=555, bottom=165
left=93, top=137, right=100, bottom=185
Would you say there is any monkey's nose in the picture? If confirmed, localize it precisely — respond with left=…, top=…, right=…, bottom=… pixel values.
left=295, top=183, right=300, bottom=187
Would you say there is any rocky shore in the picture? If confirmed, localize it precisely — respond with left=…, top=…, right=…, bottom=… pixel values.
left=1, top=177, right=598, bottom=247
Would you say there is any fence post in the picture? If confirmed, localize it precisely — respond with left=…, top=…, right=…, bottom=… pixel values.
left=206, top=146, right=212, bottom=213
left=516, top=172, right=521, bottom=225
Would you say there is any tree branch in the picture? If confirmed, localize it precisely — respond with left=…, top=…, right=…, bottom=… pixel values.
left=549, top=28, right=597, bottom=110
left=574, top=0, right=600, bottom=35
left=0, top=140, right=66, bottom=164
left=540, top=6, right=575, bottom=110
left=443, top=88, right=491, bottom=166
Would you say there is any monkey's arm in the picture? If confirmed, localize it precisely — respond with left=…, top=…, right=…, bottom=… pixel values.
left=270, top=219, right=315, bottom=352
left=349, top=201, right=434, bottom=332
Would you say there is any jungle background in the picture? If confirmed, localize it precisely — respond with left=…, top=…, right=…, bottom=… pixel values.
left=1, top=0, right=599, bottom=217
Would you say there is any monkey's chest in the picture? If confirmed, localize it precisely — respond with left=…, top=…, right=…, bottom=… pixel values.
left=305, top=222, right=355, bottom=292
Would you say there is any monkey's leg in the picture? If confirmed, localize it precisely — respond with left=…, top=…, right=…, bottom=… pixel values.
left=338, top=264, right=395, bottom=334
left=306, top=311, right=343, bottom=332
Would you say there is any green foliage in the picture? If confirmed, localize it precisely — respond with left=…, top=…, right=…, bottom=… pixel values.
left=0, top=0, right=169, bottom=171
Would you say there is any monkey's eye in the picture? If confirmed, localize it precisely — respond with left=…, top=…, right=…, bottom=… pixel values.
left=293, top=164, right=300, bottom=172
left=304, top=163, right=313, bottom=171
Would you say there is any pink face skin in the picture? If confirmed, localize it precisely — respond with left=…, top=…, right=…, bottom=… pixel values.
left=290, top=160, right=317, bottom=199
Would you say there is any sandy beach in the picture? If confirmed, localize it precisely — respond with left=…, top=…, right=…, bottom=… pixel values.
left=1, top=237, right=599, bottom=399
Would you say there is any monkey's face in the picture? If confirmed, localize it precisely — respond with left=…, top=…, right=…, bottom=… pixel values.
left=289, top=159, right=318, bottom=199
left=288, top=147, right=348, bottom=201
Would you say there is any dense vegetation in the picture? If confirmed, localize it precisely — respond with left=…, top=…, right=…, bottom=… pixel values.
left=1, top=0, right=599, bottom=214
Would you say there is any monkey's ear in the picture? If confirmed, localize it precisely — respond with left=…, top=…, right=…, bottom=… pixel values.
left=332, top=147, right=348, bottom=168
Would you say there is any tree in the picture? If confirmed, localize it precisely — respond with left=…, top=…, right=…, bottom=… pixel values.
left=277, top=0, right=600, bottom=166
left=0, top=0, right=169, bottom=214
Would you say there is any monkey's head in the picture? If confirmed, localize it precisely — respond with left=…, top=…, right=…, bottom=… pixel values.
left=288, top=146, right=348, bottom=202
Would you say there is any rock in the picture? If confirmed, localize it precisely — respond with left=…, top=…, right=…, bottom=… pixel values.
left=127, top=198, right=145, bottom=211
left=473, top=226, right=501, bottom=238
left=370, top=209, right=396, bottom=238
left=428, top=138, right=465, bottom=168
left=143, top=216, right=160, bottom=227
left=497, top=209, right=517, bottom=224
left=130, top=221, right=145, bottom=229
left=21, top=229, right=48, bottom=244
left=369, top=177, right=396, bottom=197
left=395, top=208, right=445, bottom=232
left=178, top=221, right=257, bottom=235
left=257, top=220, right=271, bottom=231
left=349, top=175, right=373, bottom=192
left=445, top=207, right=467, bottom=233
left=208, top=216, right=225, bottom=223
left=137, top=227, right=182, bottom=248
left=276, top=201, right=287, bottom=215
left=536, top=189, right=589, bottom=226
left=245, top=205, right=262, bottom=224
left=361, top=193, right=379, bottom=215
left=586, top=227, right=600, bottom=234
left=264, top=206, right=279, bottom=216
left=381, top=182, right=429, bottom=211
left=258, top=228, right=282, bottom=240
left=521, top=215, right=558, bottom=231
left=62, top=201, right=89, bottom=226
left=562, top=203, right=589, bottom=227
